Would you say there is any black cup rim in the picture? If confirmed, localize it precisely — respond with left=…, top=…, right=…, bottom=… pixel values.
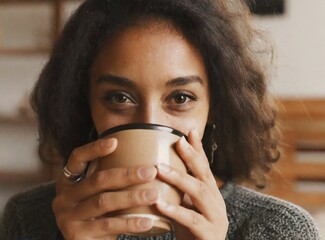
left=99, top=123, right=186, bottom=139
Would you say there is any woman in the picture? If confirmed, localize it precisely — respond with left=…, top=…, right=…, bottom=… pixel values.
left=0, top=0, right=320, bottom=239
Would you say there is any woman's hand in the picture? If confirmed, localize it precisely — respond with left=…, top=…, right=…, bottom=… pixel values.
left=156, top=130, right=229, bottom=240
left=52, top=138, right=159, bottom=240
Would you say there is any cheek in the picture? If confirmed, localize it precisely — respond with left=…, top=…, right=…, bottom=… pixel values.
left=89, top=99, right=114, bottom=135
left=173, top=103, right=210, bottom=139
left=173, top=118, right=207, bottom=139
left=89, top=91, right=126, bottom=135
left=90, top=109, right=108, bottom=135
left=92, top=112, right=131, bottom=135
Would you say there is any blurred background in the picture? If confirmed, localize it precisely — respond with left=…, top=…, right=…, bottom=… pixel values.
left=0, top=0, right=324, bottom=237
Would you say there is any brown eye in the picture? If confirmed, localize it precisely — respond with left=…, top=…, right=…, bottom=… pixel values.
left=112, top=94, right=129, bottom=103
left=169, top=91, right=197, bottom=105
left=103, top=91, right=136, bottom=106
left=166, top=91, right=198, bottom=112
left=173, top=94, right=188, bottom=104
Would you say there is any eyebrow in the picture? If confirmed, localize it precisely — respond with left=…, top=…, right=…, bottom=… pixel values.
left=96, top=74, right=137, bottom=88
left=165, top=75, right=204, bottom=87
left=96, top=74, right=204, bottom=88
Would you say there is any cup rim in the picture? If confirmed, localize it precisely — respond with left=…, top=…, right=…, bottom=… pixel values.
left=98, top=123, right=186, bottom=139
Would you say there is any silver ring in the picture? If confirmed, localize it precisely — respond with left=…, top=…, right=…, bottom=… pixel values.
left=63, top=166, right=83, bottom=182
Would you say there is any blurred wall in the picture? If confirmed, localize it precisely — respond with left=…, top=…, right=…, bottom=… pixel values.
left=0, top=0, right=324, bottom=212
left=253, top=0, right=325, bottom=97
left=0, top=1, right=79, bottom=213
left=0, top=0, right=324, bottom=114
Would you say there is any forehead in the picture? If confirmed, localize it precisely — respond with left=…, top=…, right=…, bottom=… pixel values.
left=90, top=20, right=208, bottom=87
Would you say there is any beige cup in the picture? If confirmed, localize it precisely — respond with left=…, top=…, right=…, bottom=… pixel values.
left=86, top=123, right=187, bottom=236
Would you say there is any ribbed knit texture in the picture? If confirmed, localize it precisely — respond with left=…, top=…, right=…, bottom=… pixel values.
left=0, top=182, right=320, bottom=240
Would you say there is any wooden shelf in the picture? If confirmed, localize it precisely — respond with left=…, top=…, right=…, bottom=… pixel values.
left=0, top=0, right=82, bottom=55
left=279, top=98, right=325, bottom=119
left=0, top=48, right=50, bottom=56
left=264, top=98, right=325, bottom=209
left=0, top=171, right=46, bottom=184
left=0, top=115, right=36, bottom=125
left=0, top=0, right=80, bottom=4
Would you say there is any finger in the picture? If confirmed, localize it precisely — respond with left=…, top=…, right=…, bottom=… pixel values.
left=73, top=189, right=158, bottom=220
left=58, top=138, right=117, bottom=186
left=61, top=165, right=157, bottom=203
left=67, top=138, right=117, bottom=175
left=157, top=163, right=220, bottom=221
left=188, top=129, right=206, bottom=157
left=156, top=200, right=208, bottom=238
left=176, top=136, right=214, bottom=185
left=81, top=217, right=154, bottom=238
left=177, top=131, right=225, bottom=205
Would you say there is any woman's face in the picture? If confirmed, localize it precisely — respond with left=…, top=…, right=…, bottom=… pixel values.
left=90, top=23, right=210, bottom=138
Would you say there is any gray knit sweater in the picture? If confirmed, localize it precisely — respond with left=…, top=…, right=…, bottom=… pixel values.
left=0, top=182, right=320, bottom=240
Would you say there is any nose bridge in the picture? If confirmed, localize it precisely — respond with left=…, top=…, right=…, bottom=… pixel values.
left=143, top=102, right=159, bottom=124
left=139, top=100, right=163, bottom=124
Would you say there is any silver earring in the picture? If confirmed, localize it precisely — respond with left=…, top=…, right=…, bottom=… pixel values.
left=210, top=124, right=217, bottom=165
left=210, top=142, right=218, bottom=165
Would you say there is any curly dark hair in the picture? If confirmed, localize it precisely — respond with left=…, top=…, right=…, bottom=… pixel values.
left=31, top=0, right=280, bottom=186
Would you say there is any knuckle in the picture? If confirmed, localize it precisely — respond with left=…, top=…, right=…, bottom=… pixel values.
left=125, top=218, right=133, bottom=228
left=191, top=211, right=200, bottom=225
left=176, top=171, right=187, bottom=185
left=95, top=193, right=110, bottom=209
left=198, top=181, right=209, bottom=196
left=62, top=222, right=80, bottom=240
left=173, top=205, right=182, bottom=217
left=127, top=190, right=140, bottom=204
left=125, top=218, right=137, bottom=232
left=124, top=167, right=135, bottom=182
left=123, top=167, right=142, bottom=184
left=91, top=171, right=107, bottom=188
left=69, top=232, right=83, bottom=240
left=52, top=195, right=65, bottom=212
left=66, top=230, right=77, bottom=240
left=202, top=166, right=213, bottom=180
left=100, top=218, right=114, bottom=231
left=125, top=190, right=147, bottom=206
left=56, top=215, right=66, bottom=228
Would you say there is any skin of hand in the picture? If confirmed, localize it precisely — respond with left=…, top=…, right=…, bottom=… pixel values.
left=156, top=130, right=229, bottom=240
left=52, top=130, right=228, bottom=240
left=52, top=137, right=160, bottom=239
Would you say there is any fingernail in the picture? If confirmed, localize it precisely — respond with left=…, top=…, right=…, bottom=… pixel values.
left=157, top=199, right=168, bottom=208
left=157, top=199, right=173, bottom=212
left=144, top=189, right=157, bottom=202
left=101, top=138, right=116, bottom=148
left=179, top=136, right=190, bottom=150
left=138, top=166, right=155, bottom=179
left=157, top=163, right=171, bottom=173
left=138, top=218, right=153, bottom=229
